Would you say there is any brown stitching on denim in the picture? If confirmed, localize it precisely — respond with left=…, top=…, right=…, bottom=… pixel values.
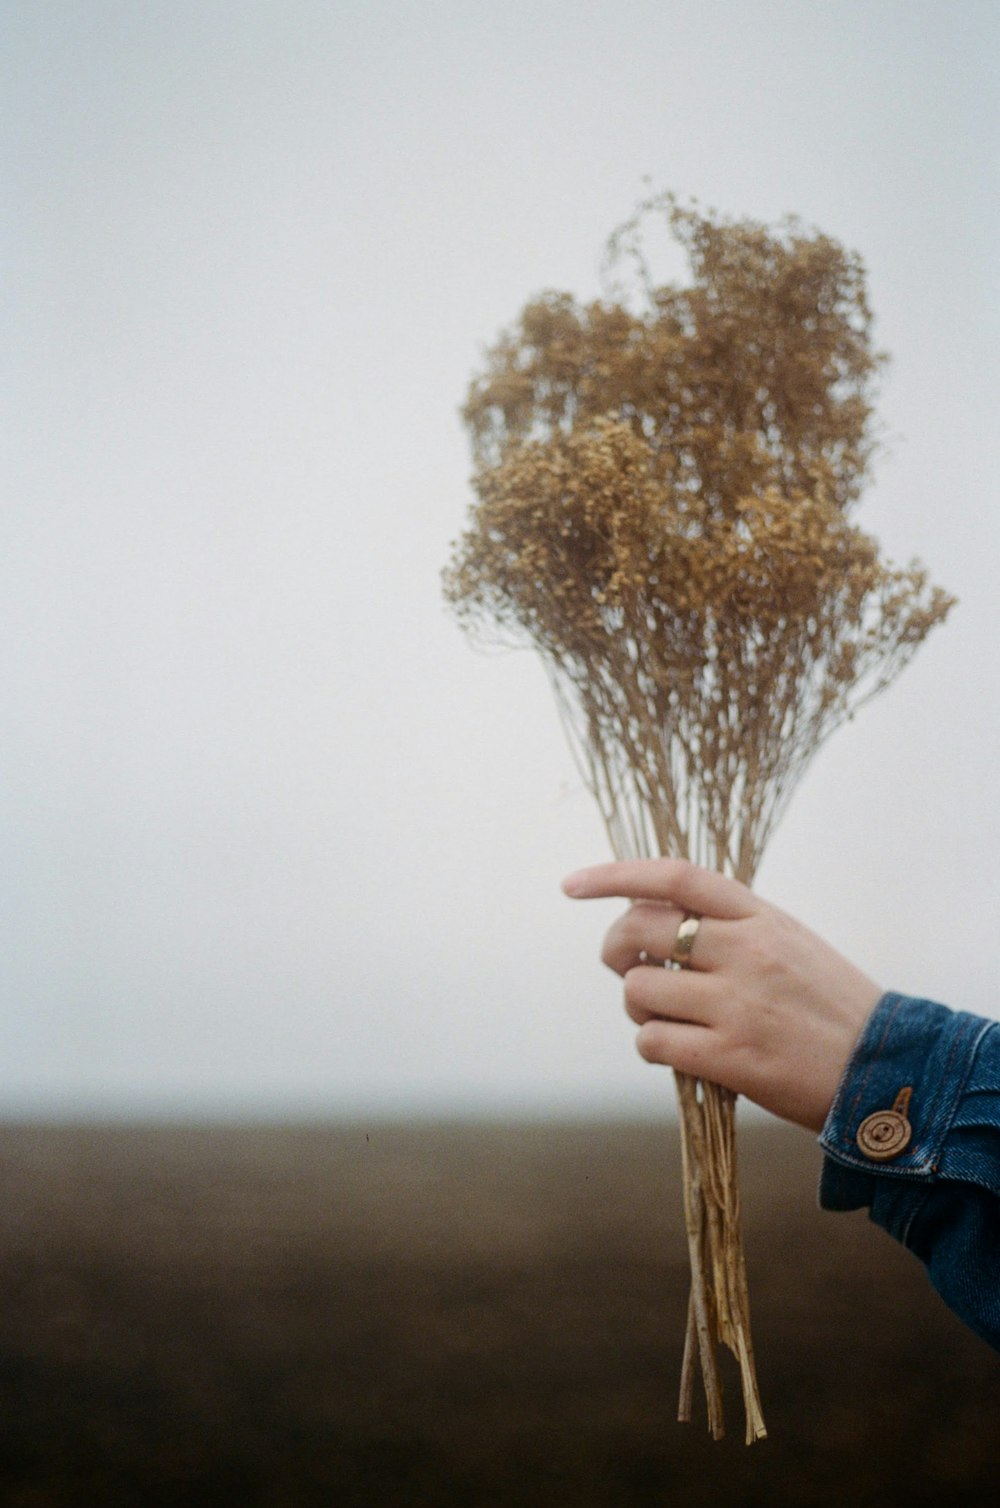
left=891, top=1013, right=961, bottom=1167
left=922, top=1012, right=977, bottom=1142
left=842, top=994, right=905, bottom=1147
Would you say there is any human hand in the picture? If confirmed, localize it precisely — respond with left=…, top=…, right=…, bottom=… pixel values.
left=562, top=858, right=883, bottom=1132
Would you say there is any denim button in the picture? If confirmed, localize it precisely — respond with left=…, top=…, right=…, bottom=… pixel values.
left=857, top=1108, right=912, bottom=1161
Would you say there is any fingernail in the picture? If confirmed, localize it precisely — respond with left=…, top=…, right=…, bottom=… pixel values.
left=562, top=871, right=586, bottom=895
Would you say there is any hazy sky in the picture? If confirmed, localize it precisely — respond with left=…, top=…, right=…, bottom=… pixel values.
left=3, top=0, right=999, bottom=1117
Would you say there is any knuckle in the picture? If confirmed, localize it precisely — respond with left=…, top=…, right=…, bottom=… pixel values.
left=623, top=964, right=655, bottom=1012
left=600, top=907, right=642, bottom=971
left=617, top=905, right=647, bottom=944
left=735, top=916, right=780, bottom=976
left=624, top=991, right=650, bottom=1026
left=635, top=1023, right=662, bottom=1063
left=747, top=937, right=781, bottom=983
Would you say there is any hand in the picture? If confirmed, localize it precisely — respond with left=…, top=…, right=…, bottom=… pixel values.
left=562, top=858, right=883, bottom=1132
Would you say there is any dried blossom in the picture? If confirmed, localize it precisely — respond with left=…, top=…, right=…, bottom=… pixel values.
left=443, top=193, right=954, bottom=1442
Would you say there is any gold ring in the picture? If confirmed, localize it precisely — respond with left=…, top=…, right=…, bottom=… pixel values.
left=670, top=915, right=701, bottom=967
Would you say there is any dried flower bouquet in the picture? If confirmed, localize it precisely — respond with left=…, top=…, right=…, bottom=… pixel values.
left=443, top=194, right=954, bottom=1442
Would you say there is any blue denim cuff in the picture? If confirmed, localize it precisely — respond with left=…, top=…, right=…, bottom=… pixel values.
left=818, top=992, right=995, bottom=1217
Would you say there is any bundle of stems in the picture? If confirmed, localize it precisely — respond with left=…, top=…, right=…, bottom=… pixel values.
left=554, top=662, right=769, bottom=1441
left=443, top=194, right=954, bottom=1442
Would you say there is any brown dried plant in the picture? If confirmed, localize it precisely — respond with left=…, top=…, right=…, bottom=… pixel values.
left=442, top=193, right=955, bottom=1443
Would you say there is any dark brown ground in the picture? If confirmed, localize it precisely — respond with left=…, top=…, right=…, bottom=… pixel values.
left=1, top=1118, right=997, bottom=1506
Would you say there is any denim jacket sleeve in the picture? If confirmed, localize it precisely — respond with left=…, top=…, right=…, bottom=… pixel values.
left=818, top=991, right=1000, bottom=1349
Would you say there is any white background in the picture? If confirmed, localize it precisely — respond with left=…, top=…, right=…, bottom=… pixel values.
left=2, top=0, right=998, bottom=1117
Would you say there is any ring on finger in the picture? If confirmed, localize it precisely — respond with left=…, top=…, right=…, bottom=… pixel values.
left=670, top=915, right=701, bottom=968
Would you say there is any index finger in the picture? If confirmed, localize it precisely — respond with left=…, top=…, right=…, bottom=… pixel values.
left=561, top=857, right=760, bottom=920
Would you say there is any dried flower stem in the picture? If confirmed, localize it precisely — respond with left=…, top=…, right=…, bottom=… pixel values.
left=676, top=1076, right=765, bottom=1443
